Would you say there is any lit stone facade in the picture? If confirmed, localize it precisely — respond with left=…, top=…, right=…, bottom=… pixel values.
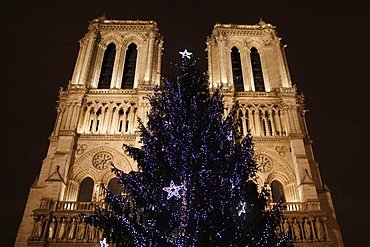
left=15, top=17, right=343, bottom=247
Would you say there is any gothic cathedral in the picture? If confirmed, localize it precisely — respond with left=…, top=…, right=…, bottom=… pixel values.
left=15, top=17, right=344, bottom=247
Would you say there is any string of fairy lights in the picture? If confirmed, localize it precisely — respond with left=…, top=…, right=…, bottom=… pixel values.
left=89, top=49, right=290, bottom=247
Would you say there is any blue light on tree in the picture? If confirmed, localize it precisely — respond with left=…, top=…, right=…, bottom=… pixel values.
left=85, top=50, right=292, bottom=247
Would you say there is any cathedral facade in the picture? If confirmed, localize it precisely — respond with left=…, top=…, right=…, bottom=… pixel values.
left=15, top=17, right=344, bottom=247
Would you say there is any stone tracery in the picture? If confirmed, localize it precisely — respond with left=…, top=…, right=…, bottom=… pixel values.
left=236, top=102, right=292, bottom=137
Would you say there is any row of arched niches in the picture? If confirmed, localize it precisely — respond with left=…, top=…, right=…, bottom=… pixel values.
left=74, top=101, right=298, bottom=138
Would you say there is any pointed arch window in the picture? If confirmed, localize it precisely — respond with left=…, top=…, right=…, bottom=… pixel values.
left=271, top=180, right=285, bottom=203
left=231, top=47, right=244, bottom=91
left=250, top=47, right=265, bottom=92
left=108, top=178, right=123, bottom=196
left=77, top=177, right=94, bottom=202
left=121, top=43, right=138, bottom=89
left=98, top=43, right=116, bottom=89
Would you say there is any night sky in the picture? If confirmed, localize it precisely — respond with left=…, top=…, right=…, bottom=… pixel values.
left=2, top=1, right=369, bottom=246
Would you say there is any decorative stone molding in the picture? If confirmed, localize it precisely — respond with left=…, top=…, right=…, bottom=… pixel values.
left=76, top=144, right=88, bottom=155
left=71, top=146, right=133, bottom=176
left=254, top=150, right=296, bottom=185
left=275, top=145, right=288, bottom=157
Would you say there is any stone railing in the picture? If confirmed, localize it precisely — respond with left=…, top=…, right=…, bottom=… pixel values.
left=235, top=90, right=279, bottom=97
left=38, top=199, right=107, bottom=212
left=89, top=88, right=138, bottom=94
left=282, top=201, right=321, bottom=211
left=28, top=200, right=330, bottom=246
left=56, top=201, right=96, bottom=211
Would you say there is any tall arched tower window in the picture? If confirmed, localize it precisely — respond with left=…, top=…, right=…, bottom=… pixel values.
left=271, top=180, right=285, bottom=203
left=108, top=178, right=123, bottom=196
left=98, top=43, right=116, bottom=89
left=250, top=47, right=265, bottom=92
left=121, top=43, right=138, bottom=89
left=77, top=177, right=94, bottom=202
left=231, top=47, right=244, bottom=91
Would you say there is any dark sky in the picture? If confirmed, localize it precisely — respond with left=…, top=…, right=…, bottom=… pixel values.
left=1, top=1, right=369, bottom=246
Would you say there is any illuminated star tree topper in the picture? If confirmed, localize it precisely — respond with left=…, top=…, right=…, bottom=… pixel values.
left=179, top=49, right=192, bottom=59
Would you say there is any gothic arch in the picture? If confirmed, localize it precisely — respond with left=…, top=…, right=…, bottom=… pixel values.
left=122, top=40, right=140, bottom=49
left=101, top=169, right=120, bottom=186
left=226, top=40, right=245, bottom=52
left=266, top=171, right=297, bottom=202
left=249, top=46, right=265, bottom=92
left=73, top=168, right=99, bottom=183
left=112, top=36, right=141, bottom=89
left=247, top=103, right=258, bottom=111
left=63, top=169, right=98, bottom=202
left=246, top=41, right=264, bottom=52
left=115, top=103, right=137, bottom=133
left=254, top=149, right=296, bottom=184
left=121, top=34, right=144, bottom=49
left=96, top=42, right=117, bottom=89
left=77, top=176, right=95, bottom=202
left=90, top=35, right=121, bottom=89
left=254, top=149, right=298, bottom=202
left=108, top=177, right=124, bottom=196
left=229, top=46, right=244, bottom=92
left=121, top=43, right=138, bottom=89
left=270, top=180, right=285, bottom=203
left=266, top=171, right=290, bottom=186
left=72, top=146, right=134, bottom=176
left=99, top=33, right=121, bottom=48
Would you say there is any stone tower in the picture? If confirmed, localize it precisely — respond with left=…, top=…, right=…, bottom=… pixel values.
left=15, top=16, right=163, bottom=246
left=206, top=19, right=343, bottom=247
left=15, top=18, right=343, bottom=247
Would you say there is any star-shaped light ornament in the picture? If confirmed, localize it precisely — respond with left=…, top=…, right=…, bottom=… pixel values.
left=179, top=49, right=192, bottom=59
left=238, top=201, right=247, bottom=216
left=163, top=180, right=186, bottom=200
left=100, top=238, right=109, bottom=247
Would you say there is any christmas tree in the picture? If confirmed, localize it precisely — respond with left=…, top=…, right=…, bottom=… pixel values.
left=87, top=50, right=291, bottom=247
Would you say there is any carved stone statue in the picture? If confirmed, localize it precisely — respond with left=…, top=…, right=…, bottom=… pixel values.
left=315, top=218, right=325, bottom=241
left=283, top=219, right=290, bottom=234
left=88, top=223, right=95, bottom=240
left=58, top=218, right=67, bottom=239
left=68, top=218, right=77, bottom=239
left=36, top=215, right=45, bottom=238
left=292, top=219, right=301, bottom=241
left=77, top=219, right=86, bottom=240
left=99, top=228, right=104, bottom=240
left=48, top=217, right=56, bottom=239
left=303, top=219, right=312, bottom=241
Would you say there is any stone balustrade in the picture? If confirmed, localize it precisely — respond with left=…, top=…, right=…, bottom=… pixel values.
left=28, top=200, right=330, bottom=245
left=282, top=201, right=321, bottom=211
